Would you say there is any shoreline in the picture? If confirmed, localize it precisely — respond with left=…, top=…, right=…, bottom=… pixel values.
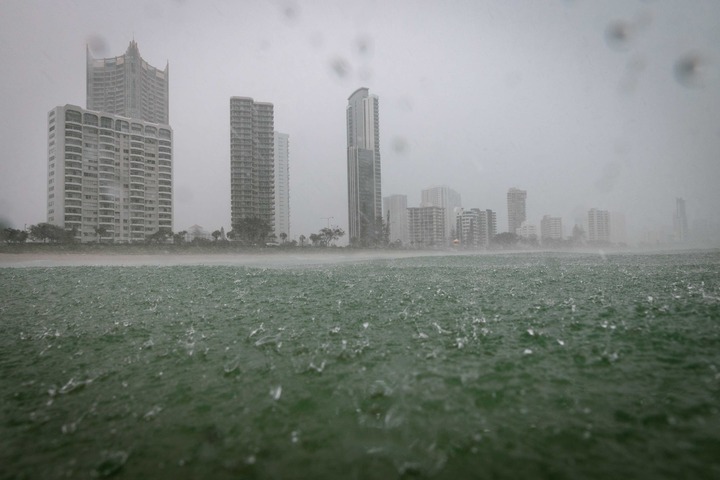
left=1, top=247, right=716, bottom=268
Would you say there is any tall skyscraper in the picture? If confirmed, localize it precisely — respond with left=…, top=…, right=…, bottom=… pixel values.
left=274, top=132, right=290, bottom=240
left=383, top=194, right=409, bottom=245
left=47, top=105, right=173, bottom=242
left=347, top=87, right=381, bottom=245
left=230, top=97, right=275, bottom=232
left=587, top=208, right=610, bottom=243
left=674, top=197, right=688, bottom=243
left=87, top=41, right=169, bottom=124
left=421, top=186, right=461, bottom=243
left=507, top=187, right=527, bottom=234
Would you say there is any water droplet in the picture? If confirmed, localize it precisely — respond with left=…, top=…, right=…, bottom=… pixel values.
left=95, top=450, right=128, bottom=477
left=270, top=385, right=282, bottom=401
left=674, top=53, right=711, bottom=89
left=392, top=136, right=408, bottom=154
left=355, top=35, right=373, bottom=56
left=144, top=405, right=162, bottom=421
left=329, top=57, right=350, bottom=78
left=86, top=34, right=109, bottom=56
left=605, top=20, right=634, bottom=51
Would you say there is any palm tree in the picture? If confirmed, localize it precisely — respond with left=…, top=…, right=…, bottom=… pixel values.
left=94, top=225, right=108, bottom=243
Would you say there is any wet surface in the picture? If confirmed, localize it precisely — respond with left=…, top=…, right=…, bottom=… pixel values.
left=1, top=251, right=719, bottom=479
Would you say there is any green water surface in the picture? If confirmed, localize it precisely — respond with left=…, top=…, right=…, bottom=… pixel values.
left=1, top=251, right=719, bottom=479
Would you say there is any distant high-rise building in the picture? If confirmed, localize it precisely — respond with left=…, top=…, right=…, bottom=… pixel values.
left=485, top=209, right=498, bottom=243
left=421, top=186, right=461, bottom=243
left=587, top=208, right=610, bottom=243
left=455, top=208, right=496, bottom=248
left=540, top=215, right=563, bottom=243
left=47, top=105, right=173, bottom=242
left=347, top=87, right=381, bottom=245
left=383, top=194, right=409, bottom=245
left=516, top=221, right=538, bottom=241
left=274, top=132, right=290, bottom=240
left=673, top=197, right=688, bottom=243
left=87, top=41, right=169, bottom=124
left=408, top=206, right=445, bottom=247
left=507, top=187, right=527, bottom=234
left=230, top=97, right=275, bottom=232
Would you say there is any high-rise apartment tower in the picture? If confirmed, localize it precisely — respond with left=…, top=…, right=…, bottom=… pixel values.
left=87, top=41, right=169, bottom=124
left=507, top=187, right=527, bottom=234
left=47, top=105, right=173, bottom=242
left=587, top=208, right=610, bottom=243
left=274, top=132, right=290, bottom=240
left=230, top=97, right=275, bottom=233
left=421, top=186, right=461, bottom=244
left=347, top=87, right=381, bottom=244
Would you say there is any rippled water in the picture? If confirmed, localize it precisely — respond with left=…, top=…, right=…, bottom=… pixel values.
left=1, top=251, right=719, bottom=479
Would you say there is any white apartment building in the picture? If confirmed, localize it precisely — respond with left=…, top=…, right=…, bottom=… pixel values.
left=516, top=221, right=538, bottom=240
left=408, top=206, right=445, bottom=247
left=456, top=208, right=497, bottom=248
left=47, top=105, right=173, bottom=242
left=230, top=97, right=275, bottom=232
left=540, top=215, right=563, bottom=243
left=587, top=208, right=610, bottom=243
left=421, top=185, right=461, bottom=244
left=274, top=132, right=290, bottom=240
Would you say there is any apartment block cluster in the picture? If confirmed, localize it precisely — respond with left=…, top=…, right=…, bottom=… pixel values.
left=47, top=42, right=291, bottom=243
left=381, top=183, right=636, bottom=248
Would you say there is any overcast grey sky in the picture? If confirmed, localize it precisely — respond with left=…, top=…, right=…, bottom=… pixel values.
left=1, top=0, right=718, bottom=243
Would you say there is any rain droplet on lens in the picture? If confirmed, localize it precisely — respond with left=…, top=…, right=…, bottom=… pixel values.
left=86, top=34, right=109, bottom=56
left=392, top=136, right=408, bottom=154
left=355, top=35, right=373, bottom=56
left=674, top=53, right=708, bottom=89
left=330, top=57, right=351, bottom=78
left=604, top=21, right=633, bottom=51
left=280, top=1, right=299, bottom=21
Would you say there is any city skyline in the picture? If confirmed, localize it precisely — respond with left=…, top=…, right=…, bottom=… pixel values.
left=1, top=1, right=719, bottom=246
